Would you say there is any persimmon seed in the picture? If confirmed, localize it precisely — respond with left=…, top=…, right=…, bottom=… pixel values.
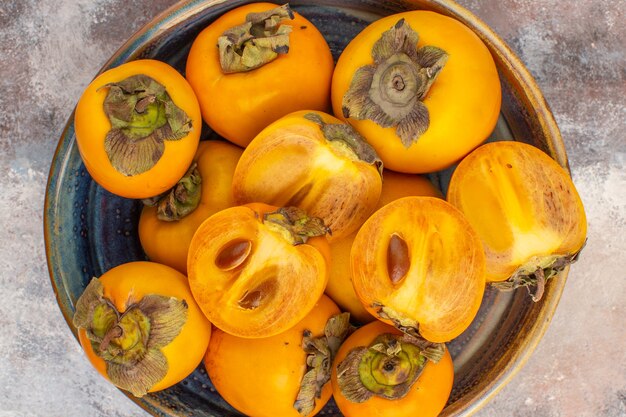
left=215, top=240, right=252, bottom=271
left=237, top=279, right=278, bottom=310
left=387, top=233, right=410, bottom=285
left=238, top=290, right=262, bottom=310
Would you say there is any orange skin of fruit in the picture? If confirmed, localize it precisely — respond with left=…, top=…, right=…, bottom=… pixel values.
left=326, top=172, right=442, bottom=324
left=187, top=202, right=330, bottom=339
left=331, top=320, right=454, bottom=417
left=447, top=141, right=588, bottom=282
left=332, top=11, right=501, bottom=173
left=186, top=3, right=334, bottom=147
left=74, top=59, right=201, bottom=199
left=205, top=295, right=340, bottom=417
left=139, top=140, right=243, bottom=274
left=77, top=261, right=211, bottom=394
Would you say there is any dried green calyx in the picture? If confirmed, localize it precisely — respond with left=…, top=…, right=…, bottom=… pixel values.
left=263, top=206, right=331, bottom=245
left=72, top=278, right=188, bottom=397
left=342, top=18, right=448, bottom=147
left=294, top=313, right=352, bottom=416
left=336, top=333, right=445, bottom=403
left=101, top=74, right=192, bottom=176
left=218, top=4, right=294, bottom=73
left=142, top=162, right=202, bottom=221
left=492, top=245, right=585, bottom=302
left=373, top=303, right=420, bottom=338
left=303, top=113, right=383, bottom=177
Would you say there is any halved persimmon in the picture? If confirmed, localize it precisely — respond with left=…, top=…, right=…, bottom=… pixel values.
left=447, top=141, right=587, bottom=301
left=326, top=172, right=442, bottom=324
left=205, top=295, right=350, bottom=417
left=232, top=110, right=382, bottom=241
left=331, top=320, right=453, bottom=417
left=187, top=203, right=330, bottom=338
left=351, top=196, right=485, bottom=343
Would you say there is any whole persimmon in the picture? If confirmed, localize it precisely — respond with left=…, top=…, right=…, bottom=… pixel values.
left=187, top=203, right=330, bottom=338
left=74, top=59, right=201, bottom=199
left=332, top=11, right=501, bottom=173
left=205, top=295, right=351, bottom=417
left=232, top=110, right=383, bottom=241
left=331, top=320, right=453, bottom=417
left=186, top=3, right=334, bottom=147
left=447, top=141, right=587, bottom=301
left=73, top=261, right=211, bottom=397
left=326, top=172, right=442, bottom=324
left=351, top=196, right=485, bottom=343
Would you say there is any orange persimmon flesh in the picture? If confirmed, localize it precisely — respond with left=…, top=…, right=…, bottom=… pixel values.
left=447, top=141, right=587, bottom=282
left=351, top=196, right=485, bottom=343
left=326, top=172, right=442, bottom=324
left=232, top=110, right=382, bottom=241
left=187, top=203, right=329, bottom=338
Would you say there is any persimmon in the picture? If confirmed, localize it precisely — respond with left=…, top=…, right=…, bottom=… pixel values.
left=232, top=110, right=383, bottom=241
left=351, top=196, right=485, bottom=343
left=331, top=320, right=453, bottom=417
left=186, top=3, right=334, bottom=147
left=139, top=140, right=243, bottom=273
left=447, top=141, right=587, bottom=301
left=332, top=11, right=501, bottom=173
left=326, top=172, right=442, bottom=324
left=205, top=295, right=351, bottom=417
left=72, top=261, right=211, bottom=397
left=74, top=59, right=201, bottom=199
left=187, top=203, right=330, bottom=338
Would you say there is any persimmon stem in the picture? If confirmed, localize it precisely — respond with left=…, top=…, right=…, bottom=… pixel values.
left=99, top=325, right=123, bottom=352
left=101, top=74, right=192, bottom=177
left=303, top=112, right=383, bottom=176
left=491, top=247, right=585, bottom=302
left=294, top=313, right=351, bottom=415
left=142, top=162, right=202, bottom=221
left=341, top=19, right=448, bottom=147
left=263, top=206, right=330, bottom=245
left=530, top=268, right=545, bottom=302
left=218, top=4, right=294, bottom=73
left=72, top=278, right=189, bottom=397
left=336, top=333, right=445, bottom=403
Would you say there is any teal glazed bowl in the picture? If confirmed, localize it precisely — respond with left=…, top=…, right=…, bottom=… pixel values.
left=44, top=1, right=570, bottom=416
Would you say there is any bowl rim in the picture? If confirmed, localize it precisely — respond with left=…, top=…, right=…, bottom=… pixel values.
left=44, top=1, right=568, bottom=416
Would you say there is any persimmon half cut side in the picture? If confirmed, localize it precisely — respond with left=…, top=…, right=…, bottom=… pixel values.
left=187, top=203, right=330, bottom=338
left=351, top=196, right=486, bottom=343
left=447, top=141, right=587, bottom=301
left=325, top=172, right=442, bottom=324
left=232, top=110, right=382, bottom=241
